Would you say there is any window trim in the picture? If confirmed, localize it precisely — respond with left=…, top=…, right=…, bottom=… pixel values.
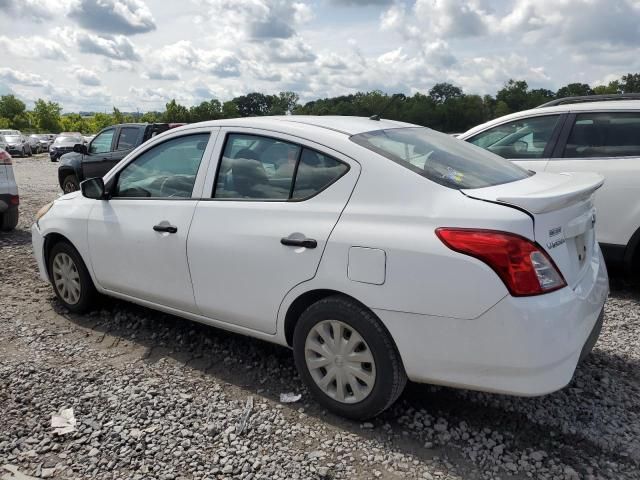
left=114, top=126, right=140, bottom=152
left=210, top=132, right=350, bottom=203
left=108, top=132, right=211, bottom=201
left=552, top=110, right=640, bottom=160
left=466, top=113, right=566, bottom=160
left=89, top=127, right=116, bottom=155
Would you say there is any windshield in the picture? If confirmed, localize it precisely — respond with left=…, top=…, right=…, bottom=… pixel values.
left=55, top=136, right=82, bottom=144
left=350, top=127, right=531, bottom=189
left=5, top=135, right=20, bottom=142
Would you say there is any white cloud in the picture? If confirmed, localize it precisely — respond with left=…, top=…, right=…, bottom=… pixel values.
left=0, top=35, right=69, bottom=60
left=69, top=0, right=156, bottom=35
left=0, top=68, right=50, bottom=88
left=74, top=67, right=102, bottom=86
left=57, top=27, right=141, bottom=61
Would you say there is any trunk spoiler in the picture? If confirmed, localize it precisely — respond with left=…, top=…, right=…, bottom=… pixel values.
left=462, top=172, right=604, bottom=214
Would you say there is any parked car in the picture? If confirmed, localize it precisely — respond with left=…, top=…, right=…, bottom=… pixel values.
left=459, top=95, right=640, bottom=276
left=33, top=116, right=608, bottom=419
left=30, top=134, right=54, bottom=152
left=0, top=149, right=19, bottom=231
left=0, top=135, right=8, bottom=152
left=58, top=123, right=184, bottom=193
left=0, top=129, right=20, bottom=136
left=26, top=134, right=43, bottom=154
left=49, top=134, right=84, bottom=162
left=2, top=133, right=32, bottom=157
left=83, top=135, right=96, bottom=144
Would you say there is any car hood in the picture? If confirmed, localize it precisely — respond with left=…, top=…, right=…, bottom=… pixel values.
left=55, top=190, right=83, bottom=202
left=60, top=152, right=83, bottom=165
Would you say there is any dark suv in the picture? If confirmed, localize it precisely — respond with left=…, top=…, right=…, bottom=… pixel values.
left=57, top=123, right=184, bottom=193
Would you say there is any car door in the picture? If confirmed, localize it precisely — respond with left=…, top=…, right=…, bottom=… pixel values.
left=187, top=128, right=360, bottom=334
left=87, top=128, right=218, bottom=312
left=82, top=128, right=117, bottom=179
left=544, top=111, right=640, bottom=247
left=465, top=114, right=566, bottom=172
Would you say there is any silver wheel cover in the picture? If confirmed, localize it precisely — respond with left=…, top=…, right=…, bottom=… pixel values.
left=52, top=252, right=81, bottom=305
left=304, top=320, right=376, bottom=404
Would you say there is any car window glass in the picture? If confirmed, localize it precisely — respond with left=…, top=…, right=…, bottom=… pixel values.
left=115, top=127, right=138, bottom=151
left=468, top=115, right=560, bottom=159
left=215, top=134, right=300, bottom=200
left=351, top=127, right=531, bottom=189
left=564, top=112, right=640, bottom=158
left=292, top=149, right=349, bottom=200
left=89, top=129, right=115, bottom=154
left=114, top=133, right=209, bottom=198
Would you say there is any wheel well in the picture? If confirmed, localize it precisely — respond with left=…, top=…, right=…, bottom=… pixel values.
left=283, top=289, right=386, bottom=347
left=43, top=233, right=73, bottom=280
left=624, top=226, right=640, bottom=277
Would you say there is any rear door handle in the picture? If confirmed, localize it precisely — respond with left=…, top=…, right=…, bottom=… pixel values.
left=281, top=236, right=317, bottom=249
left=153, top=223, right=178, bottom=234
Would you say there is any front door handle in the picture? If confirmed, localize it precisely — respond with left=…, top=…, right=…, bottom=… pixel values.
left=281, top=236, right=317, bottom=249
left=153, top=223, right=178, bottom=234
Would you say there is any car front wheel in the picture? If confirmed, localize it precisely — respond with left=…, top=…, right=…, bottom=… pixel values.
left=62, top=174, right=80, bottom=193
left=293, top=295, right=407, bottom=419
left=48, top=241, right=97, bottom=313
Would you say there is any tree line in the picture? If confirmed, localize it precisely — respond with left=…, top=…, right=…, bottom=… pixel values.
left=1, top=73, right=639, bottom=135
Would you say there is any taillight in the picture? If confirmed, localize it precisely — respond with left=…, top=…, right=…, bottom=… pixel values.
left=9, top=195, right=19, bottom=205
left=436, top=228, right=566, bottom=296
left=0, top=150, right=12, bottom=165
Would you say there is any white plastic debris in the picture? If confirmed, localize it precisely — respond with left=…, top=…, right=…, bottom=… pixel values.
left=1, top=464, right=39, bottom=480
left=51, top=407, right=76, bottom=435
left=235, top=396, right=253, bottom=435
left=279, top=392, right=302, bottom=404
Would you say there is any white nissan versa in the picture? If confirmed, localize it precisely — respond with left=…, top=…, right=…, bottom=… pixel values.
left=32, top=116, right=609, bottom=419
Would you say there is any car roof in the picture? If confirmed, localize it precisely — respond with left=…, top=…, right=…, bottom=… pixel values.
left=186, top=115, right=416, bottom=136
left=462, top=100, right=640, bottom=138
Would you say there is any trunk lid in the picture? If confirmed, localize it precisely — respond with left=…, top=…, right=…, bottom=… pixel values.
left=462, top=171, right=603, bottom=288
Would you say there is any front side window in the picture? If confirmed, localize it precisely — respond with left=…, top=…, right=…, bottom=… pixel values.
left=214, top=134, right=349, bottom=200
left=468, top=115, right=560, bottom=159
left=351, top=127, right=531, bottom=189
left=563, top=112, right=640, bottom=158
left=115, top=127, right=138, bottom=151
left=114, top=133, right=209, bottom=198
left=89, top=129, right=115, bottom=154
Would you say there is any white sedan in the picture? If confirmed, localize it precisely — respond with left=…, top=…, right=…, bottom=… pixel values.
left=32, top=116, right=609, bottom=419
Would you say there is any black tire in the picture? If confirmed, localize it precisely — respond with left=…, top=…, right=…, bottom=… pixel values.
left=293, top=295, right=407, bottom=420
left=27, top=146, right=32, bottom=157
left=62, top=174, right=80, bottom=193
left=47, top=241, right=97, bottom=313
left=0, top=208, right=18, bottom=231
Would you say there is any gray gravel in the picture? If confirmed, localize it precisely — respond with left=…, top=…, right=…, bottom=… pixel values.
left=1, top=156, right=639, bottom=479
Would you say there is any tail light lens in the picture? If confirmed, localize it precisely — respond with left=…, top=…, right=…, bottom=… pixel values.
left=436, top=228, right=566, bottom=296
left=9, top=195, right=19, bottom=205
left=0, top=150, right=12, bottom=165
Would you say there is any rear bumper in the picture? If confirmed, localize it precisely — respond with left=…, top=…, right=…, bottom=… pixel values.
left=376, top=245, right=609, bottom=396
left=0, top=194, right=19, bottom=213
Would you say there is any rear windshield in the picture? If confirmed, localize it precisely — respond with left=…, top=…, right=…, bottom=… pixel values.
left=350, top=127, right=532, bottom=189
left=55, top=136, right=82, bottom=144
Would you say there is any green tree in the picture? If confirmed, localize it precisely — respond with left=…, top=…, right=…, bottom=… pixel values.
left=556, top=83, right=593, bottom=98
left=33, top=99, right=62, bottom=132
left=429, top=83, right=463, bottom=104
left=268, top=91, right=300, bottom=115
left=164, top=99, right=190, bottom=122
left=221, top=100, right=239, bottom=118
left=0, top=95, right=27, bottom=129
left=496, top=80, right=530, bottom=112
left=593, top=81, right=621, bottom=95
left=620, top=73, right=640, bottom=93
left=189, top=99, right=223, bottom=122
left=112, top=107, right=125, bottom=124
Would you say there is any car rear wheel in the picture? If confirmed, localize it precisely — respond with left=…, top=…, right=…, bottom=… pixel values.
left=0, top=208, right=18, bottom=231
left=48, top=241, right=97, bottom=313
left=293, top=295, right=407, bottom=419
left=27, top=146, right=32, bottom=157
left=62, top=174, right=80, bottom=193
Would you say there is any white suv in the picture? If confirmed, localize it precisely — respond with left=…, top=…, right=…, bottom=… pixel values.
left=0, top=149, right=19, bottom=231
left=460, top=96, right=640, bottom=275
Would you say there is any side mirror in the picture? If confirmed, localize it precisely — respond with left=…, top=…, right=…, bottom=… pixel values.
left=80, top=177, right=106, bottom=200
left=73, top=143, right=88, bottom=154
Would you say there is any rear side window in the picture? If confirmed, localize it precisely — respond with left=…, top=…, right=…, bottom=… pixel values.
left=116, top=127, right=138, bottom=151
left=467, top=115, right=560, bottom=159
left=214, top=134, right=349, bottom=200
left=563, top=112, right=640, bottom=158
left=351, top=127, right=531, bottom=189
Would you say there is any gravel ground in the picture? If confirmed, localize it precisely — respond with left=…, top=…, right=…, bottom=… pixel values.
left=1, top=155, right=639, bottom=480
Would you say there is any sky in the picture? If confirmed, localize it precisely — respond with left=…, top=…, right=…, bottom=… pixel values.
left=0, top=0, right=639, bottom=113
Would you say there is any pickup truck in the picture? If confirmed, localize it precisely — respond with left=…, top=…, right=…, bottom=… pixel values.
left=57, top=123, right=184, bottom=193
